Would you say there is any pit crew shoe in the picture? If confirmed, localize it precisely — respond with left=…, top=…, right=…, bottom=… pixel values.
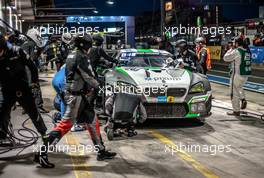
left=227, top=111, right=240, bottom=116
left=34, top=152, right=55, bottom=168
left=97, top=150, right=117, bottom=161
left=241, top=99, right=247, bottom=110
left=71, top=124, right=85, bottom=132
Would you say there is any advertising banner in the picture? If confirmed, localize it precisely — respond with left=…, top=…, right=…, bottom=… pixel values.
left=207, top=46, right=222, bottom=60
left=250, top=46, right=264, bottom=64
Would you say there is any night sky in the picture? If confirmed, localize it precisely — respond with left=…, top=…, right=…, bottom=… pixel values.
left=54, top=0, right=261, bottom=21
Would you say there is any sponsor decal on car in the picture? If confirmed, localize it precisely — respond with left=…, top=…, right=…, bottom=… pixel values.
left=157, top=96, right=167, bottom=103
left=144, top=77, right=181, bottom=81
left=167, top=96, right=175, bottom=103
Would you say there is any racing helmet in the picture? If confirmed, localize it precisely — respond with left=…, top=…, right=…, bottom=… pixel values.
left=175, top=39, right=187, bottom=48
left=74, top=33, right=93, bottom=51
left=92, top=34, right=104, bottom=46
left=61, top=33, right=72, bottom=44
left=175, top=39, right=187, bottom=53
left=195, top=37, right=206, bottom=44
left=26, top=28, right=44, bottom=48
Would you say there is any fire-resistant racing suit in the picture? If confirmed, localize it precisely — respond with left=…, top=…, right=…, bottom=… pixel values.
left=223, top=47, right=252, bottom=113
left=0, top=45, right=47, bottom=139
left=21, top=40, right=46, bottom=111
left=46, top=49, right=105, bottom=151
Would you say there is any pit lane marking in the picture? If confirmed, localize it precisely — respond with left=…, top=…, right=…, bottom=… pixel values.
left=149, top=130, right=219, bottom=178
left=65, top=133, right=92, bottom=178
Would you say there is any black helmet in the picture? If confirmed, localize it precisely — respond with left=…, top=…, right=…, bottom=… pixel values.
left=92, top=34, right=104, bottom=46
left=0, top=34, right=7, bottom=50
left=74, top=33, right=93, bottom=51
left=175, top=39, right=187, bottom=48
left=175, top=39, right=188, bottom=53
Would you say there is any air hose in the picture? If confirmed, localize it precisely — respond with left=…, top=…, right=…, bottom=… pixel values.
left=0, top=113, right=55, bottom=155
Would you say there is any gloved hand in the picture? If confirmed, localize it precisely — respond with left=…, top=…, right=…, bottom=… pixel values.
left=31, top=83, right=39, bottom=97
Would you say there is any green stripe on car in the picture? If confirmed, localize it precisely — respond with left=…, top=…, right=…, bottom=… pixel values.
left=185, top=113, right=200, bottom=118
left=136, top=49, right=153, bottom=53
left=115, top=67, right=129, bottom=76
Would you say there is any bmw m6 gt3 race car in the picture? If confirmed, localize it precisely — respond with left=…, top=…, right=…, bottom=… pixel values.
left=104, top=49, right=212, bottom=121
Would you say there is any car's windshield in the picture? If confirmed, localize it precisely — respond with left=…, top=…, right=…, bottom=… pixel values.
left=120, top=54, right=168, bottom=67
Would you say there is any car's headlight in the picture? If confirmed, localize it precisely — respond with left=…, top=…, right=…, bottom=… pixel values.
left=189, top=82, right=204, bottom=93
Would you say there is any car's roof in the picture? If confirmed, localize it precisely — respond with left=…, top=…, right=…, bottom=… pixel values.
left=119, top=49, right=172, bottom=56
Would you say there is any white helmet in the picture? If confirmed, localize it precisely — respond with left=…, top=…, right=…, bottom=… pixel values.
left=26, top=28, right=44, bottom=48
left=61, top=33, right=72, bottom=44
left=195, top=37, right=205, bottom=44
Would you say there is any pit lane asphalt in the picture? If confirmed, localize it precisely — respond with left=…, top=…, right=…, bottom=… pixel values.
left=0, top=71, right=263, bottom=178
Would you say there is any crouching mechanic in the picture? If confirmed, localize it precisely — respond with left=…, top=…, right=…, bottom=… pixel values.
left=34, top=33, right=116, bottom=168
left=0, top=34, right=48, bottom=146
left=223, top=37, right=251, bottom=116
left=104, top=93, right=147, bottom=137
left=51, top=64, right=66, bottom=123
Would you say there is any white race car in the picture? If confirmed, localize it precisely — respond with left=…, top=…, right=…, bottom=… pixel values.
left=104, top=49, right=212, bottom=121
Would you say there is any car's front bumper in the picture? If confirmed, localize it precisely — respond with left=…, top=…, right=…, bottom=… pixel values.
left=144, top=91, right=212, bottom=119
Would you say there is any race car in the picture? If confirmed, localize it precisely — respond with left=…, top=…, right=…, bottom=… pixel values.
left=103, top=49, right=212, bottom=121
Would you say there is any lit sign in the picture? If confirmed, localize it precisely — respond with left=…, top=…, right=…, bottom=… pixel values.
left=165, top=1, right=173, bottom=11
left=66, top=16, right=128, bottom=23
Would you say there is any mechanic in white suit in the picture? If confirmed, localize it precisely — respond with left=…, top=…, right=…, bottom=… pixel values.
left=223, top=37, right=252, bottom=116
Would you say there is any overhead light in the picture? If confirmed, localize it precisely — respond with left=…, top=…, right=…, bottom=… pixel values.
left=93, top=9, right=99, bottom=14
left=106, top=0, right=114, bottom=5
